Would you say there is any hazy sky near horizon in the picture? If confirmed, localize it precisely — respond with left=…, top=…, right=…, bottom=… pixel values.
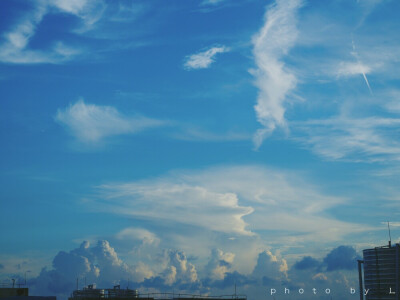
left=0, top=0, right=400, bottom=299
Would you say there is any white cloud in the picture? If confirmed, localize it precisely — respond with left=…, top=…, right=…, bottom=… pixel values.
left=171, top=127, right=250, bottom=142
left=294, top=116, right=400, bottom=162
left=337, top=61, right=371, bottom=77
left=200, top=0, right=227, bottom=6
left=252, top=0, right=302, bottom=149
left=337, top=39, right=373, bottom=94
left=184, top=46, right=229, bottom=70
left=88, top=165, right=370, bottom=246
left=249, top=0, right=399, bottom=161
left=184, top=166, right=369, bottom=243
left=52, top=0, right=106, bottom=28
left=160, top=250, right=198, bottom=285
left=252, top=250, right=288, bottom=281
left=116, top=228, right=160, bottom=246
left=132, top=262, right=154, bottom=282
left=0, top=4, right=51, bottom=64
left=205, top=249, right=235, bottom=280
left=29, top=240, right=154, bottom=298
left=55, top=99, right=163, bottom=144
left=312, top=272, right=328, bottom=281
left=26, top=240, right=363, bottom=300
left=281, top=4, right=400, bottom=162
left=94, top=180, right=254, bottom=236
left=0, top=0, right=105, bottom=64
left=381, top=222, right=400, bottom=227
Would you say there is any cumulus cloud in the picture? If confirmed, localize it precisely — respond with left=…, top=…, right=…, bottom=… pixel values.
left=132, top=262, right=154, bottom=283
left=184, top=46, right=229, bottom=70
left=293, top=256, right=320, bottom=270
left=55, top=100, right=163, bottom=144
left=252, top=0, right=302, bottom=148
left=312, top=272, right=328, bottom=282
left=24, top=241, right=364, bottom=300
left=292, top=246, right=360, bottom=275
left=323, top=246, right=360, bottom=271
left=252, top=250, right=288, bottom=284
left=162, top=250, right=198, bottom=284
left=205, top=249, right=235, bottom=280
left=29, top=240, right=152, bottom=299
left=142, top=249, right=199, bottom=291
left=285, top=249, right=360, bottom=299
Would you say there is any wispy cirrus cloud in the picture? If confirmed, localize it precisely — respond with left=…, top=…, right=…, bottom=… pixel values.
left=294, top=116, right=400, bottom=162
left=171, top=127, right=250, bottom=142
left=0, top=0, right=105, bottom=64
left=336, top=39, right=373, bottom=94
left=184, top=46, right=229, bottom=70
left=0, top=3, right=51, bottom=64
left=55, top=99, right=164, bottom=144
left=337, top=61, right=371, bottom=78
left=249, top=0, right=400, bottom=163
left=251, top=0, right=303, bottom=149
left=52, top=0, right=106, bottom=31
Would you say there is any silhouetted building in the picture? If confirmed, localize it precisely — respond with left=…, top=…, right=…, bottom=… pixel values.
left=358, top=242, right=400, bottom=300
left=0, top=287, right=55, bottom=300
left=0, top=288, right=29, bottom=298
left=68, top=285, right=246, bottom=300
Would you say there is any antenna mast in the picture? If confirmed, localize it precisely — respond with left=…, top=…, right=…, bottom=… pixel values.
left=388, top=221, right=392, bottom=247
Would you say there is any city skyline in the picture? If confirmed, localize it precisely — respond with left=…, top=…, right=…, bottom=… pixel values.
left=1, top=0, right=400, bottom=299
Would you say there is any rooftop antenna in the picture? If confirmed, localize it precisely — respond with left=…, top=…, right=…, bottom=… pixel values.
left=388, top=221, right=392, bottom=247
left=234, top=282, right=237, bottom=299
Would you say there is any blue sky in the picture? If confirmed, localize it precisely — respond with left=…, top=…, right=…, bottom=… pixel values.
left=0, top=0, right=400, bottom=299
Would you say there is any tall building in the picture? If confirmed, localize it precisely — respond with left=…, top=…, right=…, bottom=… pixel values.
left=358, top=242, right=400, bottom=300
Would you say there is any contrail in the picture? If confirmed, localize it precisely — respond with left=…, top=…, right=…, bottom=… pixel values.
left=362, top=72, right=372, bottom=94
left=352, top=38, right=373, bottom=95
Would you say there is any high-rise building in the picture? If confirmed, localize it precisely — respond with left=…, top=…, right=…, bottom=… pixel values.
left=358, top=242, right=400, bottom=300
